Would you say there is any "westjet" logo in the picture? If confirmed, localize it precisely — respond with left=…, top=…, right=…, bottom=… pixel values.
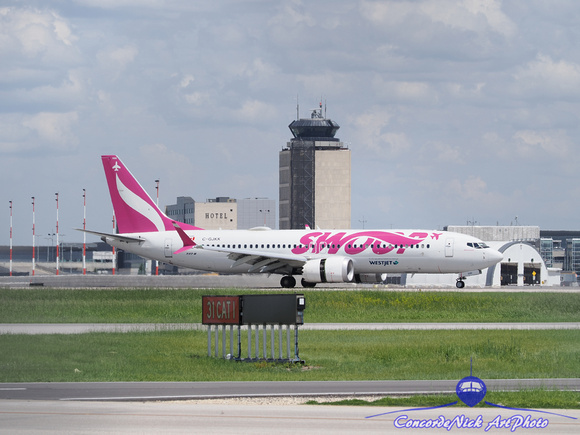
left=369, top=260, right=399, bottom=266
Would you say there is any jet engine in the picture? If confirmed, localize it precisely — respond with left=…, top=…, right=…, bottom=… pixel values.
left=302, top=257, right=354, bottom=283
left=354, top=273, right=387, bottom=284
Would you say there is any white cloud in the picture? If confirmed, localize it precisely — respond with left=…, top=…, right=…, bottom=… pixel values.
left=352, top=109, right=412, bottom=155
left=180, top=74, right=195, bottom=88
left=234, top=100, right=277, bottom=123
left=184, top=91, right=208, bottom=106
left=446, top=176, right=504, bottom=208
left=96, top=45, right=139, bottom=80
left=21, top=111, right=79, bottom=149
left=513, top=54, right=580, bottom=98
left=0, top=7, right=78, bottom=60
left=268, top=1, right=315, bottom=29
left=513, top=129, right=571, bottom=158
left=358, top=0, right=517, bottom=60
left=433, top=142, right=464, bottom=164
left=51, top=11, right=76, bottom=46
left=360, top=0, right=515, bottom=37
left=71, top=0, right=166, bottom=9
left=372, top=77, right=438, bottom=104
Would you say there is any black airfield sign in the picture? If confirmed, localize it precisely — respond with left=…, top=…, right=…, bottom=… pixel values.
left=202, top=294, right=305, bottom=325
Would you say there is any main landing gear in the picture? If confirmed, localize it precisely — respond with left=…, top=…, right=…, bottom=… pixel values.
left=280, top=276, right=317, bottom=288
left=456, top=278, right=466, bottom=289
left=280, top=275, right=296, bottom=288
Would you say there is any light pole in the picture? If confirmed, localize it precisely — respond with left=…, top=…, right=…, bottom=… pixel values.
left=83, top=189, right=87, bottom=275
left=45, top=233, right=55, bottom=262
left=259, top=209, right=270, bottom=227
left=359, top=216, right=367, bottom=229
left=468, top=218, right=478, bottom=236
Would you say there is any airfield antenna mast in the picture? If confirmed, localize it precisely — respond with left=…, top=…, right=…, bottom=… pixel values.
left=155, top=180, right=160, bottom=276
left=83, top=189, right=87, bottom=276
left=55, top=193, right=59, bottom=276
left=296, top=94, right=299, bottom=120
left=112, top=213, right=116, bottom=275
left=31, top=197, right=35, bottom=276
left=9, top=201, right=13, bottom=277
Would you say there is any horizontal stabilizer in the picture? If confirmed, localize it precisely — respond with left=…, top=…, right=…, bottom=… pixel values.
left=76, top=228, right=143, bottom=244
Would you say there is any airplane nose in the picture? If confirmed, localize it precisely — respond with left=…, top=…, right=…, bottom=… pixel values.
left=488, top=249, right=503, bottom=265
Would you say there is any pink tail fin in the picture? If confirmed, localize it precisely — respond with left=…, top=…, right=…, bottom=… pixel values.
left=101, top=155, right=202, bottom=234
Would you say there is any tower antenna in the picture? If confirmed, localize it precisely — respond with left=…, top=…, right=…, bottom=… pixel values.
left=296, top=94, right=300, bottom=120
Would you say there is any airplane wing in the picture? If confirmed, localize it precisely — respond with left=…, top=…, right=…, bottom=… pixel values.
left=76, top=229, right=144, bottom=244
left=197, top=244, right=308, bottom=274
left=171, top=221, right=307, bottom=274
left=172, top=221, right=309, bottom=273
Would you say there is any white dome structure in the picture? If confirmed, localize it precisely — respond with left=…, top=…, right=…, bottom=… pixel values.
left=402, top=241, right=560, bottom=288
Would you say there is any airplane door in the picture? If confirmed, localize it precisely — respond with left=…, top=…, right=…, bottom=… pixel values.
left=164, top=239, right=173, bottom=258
left=445, top=238, right=454, bottom=257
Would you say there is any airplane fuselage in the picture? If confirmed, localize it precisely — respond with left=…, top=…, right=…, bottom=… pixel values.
left=105, top=227, right=500, bottom=276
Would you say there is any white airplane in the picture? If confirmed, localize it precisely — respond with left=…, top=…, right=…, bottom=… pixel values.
left=87, top=155, right=503, bottom=288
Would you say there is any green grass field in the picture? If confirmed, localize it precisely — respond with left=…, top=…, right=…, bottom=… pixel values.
left=1, top=329, right=579, bottom=382
left=1, top=288, right=579, bottom=408
left=1, top=288, right=579, bottom=323
left=308, top=390, right=580, bottom=410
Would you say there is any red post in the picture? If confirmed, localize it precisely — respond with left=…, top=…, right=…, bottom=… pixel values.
left=155, top=179, right=160, bottom=276
left=55, top=193, right=59, bottom=275
left=31, top=197, right=35, bottom=276
left=9, top=201, right=13, bottom=277
left=112, top=213, right=116, bottom=275
left=83, top=189, right=87, bottom=275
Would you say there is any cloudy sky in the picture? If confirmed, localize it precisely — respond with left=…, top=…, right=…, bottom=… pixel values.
left=1, top=0, right=579, bottom=245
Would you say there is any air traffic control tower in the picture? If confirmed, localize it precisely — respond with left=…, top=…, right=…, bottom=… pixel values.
left=279, top=103, right=351, bottom=230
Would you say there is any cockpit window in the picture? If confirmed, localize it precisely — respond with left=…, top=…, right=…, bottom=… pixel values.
left=467, top=242, right=490, bottom=249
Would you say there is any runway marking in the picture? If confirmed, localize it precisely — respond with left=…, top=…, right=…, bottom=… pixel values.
left=59, top=392, right=446, bottom=401
left=0, top=388, right=26, bottom=391
left=0, top=409, right=376, bottom=423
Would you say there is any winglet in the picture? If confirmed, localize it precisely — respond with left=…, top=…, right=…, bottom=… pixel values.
left=173, top=221, right=197, bottom=254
